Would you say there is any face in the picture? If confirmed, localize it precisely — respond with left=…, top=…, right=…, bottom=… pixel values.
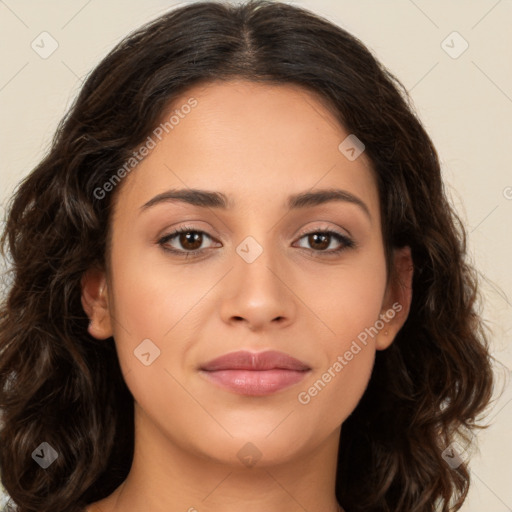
left=83, top=79, right=412, bottom=468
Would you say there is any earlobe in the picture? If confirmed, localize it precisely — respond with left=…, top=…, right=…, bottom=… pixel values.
left=81, top=268, right=113, bottom=340
left=376, top=246, right=414, bottom=350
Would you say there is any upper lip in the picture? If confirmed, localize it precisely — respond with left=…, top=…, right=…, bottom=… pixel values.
left=200, top=350, right=311, bottom=371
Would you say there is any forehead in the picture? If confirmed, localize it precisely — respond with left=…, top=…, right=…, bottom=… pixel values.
left=112, top=79, right=378, bottom=220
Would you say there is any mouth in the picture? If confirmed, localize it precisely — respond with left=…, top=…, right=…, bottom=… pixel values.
left=199, top=350, right=311, bottom=396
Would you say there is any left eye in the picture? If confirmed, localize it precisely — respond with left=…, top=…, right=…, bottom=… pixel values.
left=157, top=227, right=354, bottom=256
left=294, top=230, right=354, bottom=253
left=158, top=228, right=217, bottom=254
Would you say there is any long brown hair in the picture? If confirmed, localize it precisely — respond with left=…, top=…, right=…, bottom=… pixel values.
left=0, top=1, right=495, bottom=511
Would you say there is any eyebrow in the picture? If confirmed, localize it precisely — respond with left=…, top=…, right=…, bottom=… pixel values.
left=140, top=187, right=371, bottom=219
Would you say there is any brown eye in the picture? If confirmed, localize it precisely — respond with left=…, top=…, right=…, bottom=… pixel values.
left=295, top=230, right=354, bottom=254
left=158, top=227, right=216, bottom=255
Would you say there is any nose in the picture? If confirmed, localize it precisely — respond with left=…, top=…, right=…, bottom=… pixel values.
left=219, top=242, right=297, bottom=332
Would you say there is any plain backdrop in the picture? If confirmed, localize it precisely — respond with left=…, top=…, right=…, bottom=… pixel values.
left=0, top=1, right=511, bottom=510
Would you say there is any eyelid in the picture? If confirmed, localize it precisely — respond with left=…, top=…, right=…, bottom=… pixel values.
left=294, top=222, right=351, bottom=239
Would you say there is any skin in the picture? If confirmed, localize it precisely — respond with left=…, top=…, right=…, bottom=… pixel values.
left=82, top=79, right=413, bottom=512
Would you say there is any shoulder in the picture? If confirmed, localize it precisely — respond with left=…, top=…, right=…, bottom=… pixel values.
left=0, top=481, right=16, bottom=511
left=0, top=482, right=96, bottom=512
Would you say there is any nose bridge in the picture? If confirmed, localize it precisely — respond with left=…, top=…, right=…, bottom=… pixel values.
left=234, top=232, right=283, bottom=291
left=220, top=230, right=295, bottom=329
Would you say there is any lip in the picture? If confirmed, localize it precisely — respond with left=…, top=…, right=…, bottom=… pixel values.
left=200, top=350, right=310, bottom=372
left=199, top=350, right=311, bottom=396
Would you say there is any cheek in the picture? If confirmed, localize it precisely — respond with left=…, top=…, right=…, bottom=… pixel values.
left=106, top=240, right=183, bottom=375
left=106, top=241, right=225, bottom=404
left=297, top=342, right=375, bottom=425
left=105, top=251, right=203, bottom=429
left=295, top=265, right=385, bottom=423
left=308, top=249, right=388, bottom=346
left=295, top=251, right=386, bottom=419
left=108, top=235, right=206, bottom=337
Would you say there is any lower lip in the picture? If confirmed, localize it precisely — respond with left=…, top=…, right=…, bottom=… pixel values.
left=200, top=369, right=310, bottom=396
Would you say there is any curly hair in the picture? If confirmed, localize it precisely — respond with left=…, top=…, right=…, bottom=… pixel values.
left=0, top=1, right=495, bottom=511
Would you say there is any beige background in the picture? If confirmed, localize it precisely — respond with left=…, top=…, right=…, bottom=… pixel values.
left=0, top=0, right=511, bottom=509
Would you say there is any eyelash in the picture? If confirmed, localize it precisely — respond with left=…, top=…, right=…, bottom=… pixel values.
left=157, top=225, right=356, bottom=259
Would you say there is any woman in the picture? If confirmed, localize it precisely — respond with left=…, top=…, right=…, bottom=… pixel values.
left=0, top=1, right=495, bottom=511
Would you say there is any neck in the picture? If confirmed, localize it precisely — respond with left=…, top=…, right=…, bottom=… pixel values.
left=89, top=405, right=344, bottom=512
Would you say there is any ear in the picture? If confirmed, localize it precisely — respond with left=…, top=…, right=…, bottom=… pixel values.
left=376, top=246, right=413, bottom=350
left=81, top=268, right=113, bottom=340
